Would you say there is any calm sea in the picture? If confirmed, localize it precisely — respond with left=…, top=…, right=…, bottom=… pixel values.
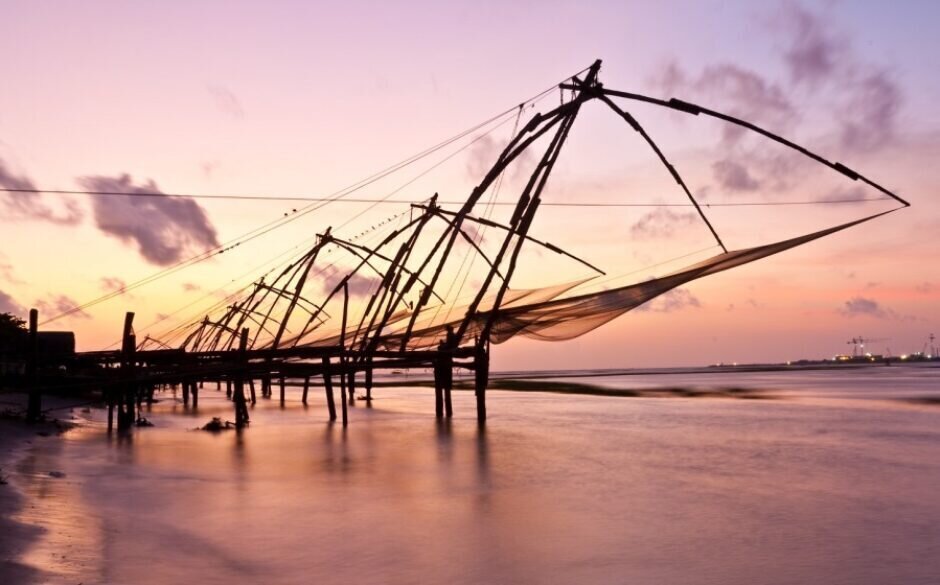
left=10, top=365, right=940, bottom=584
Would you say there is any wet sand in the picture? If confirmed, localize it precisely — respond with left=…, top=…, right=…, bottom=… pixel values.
left=0, top=420, right=46, bottom=584
left=0, top=394, right=84, bottom=584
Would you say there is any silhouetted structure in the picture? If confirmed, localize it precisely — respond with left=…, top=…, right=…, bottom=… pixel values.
left=26, top=60, right=908, bottom=429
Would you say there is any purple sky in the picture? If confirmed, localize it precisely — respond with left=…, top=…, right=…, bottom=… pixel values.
left=1, top=1, right=938, bottom=368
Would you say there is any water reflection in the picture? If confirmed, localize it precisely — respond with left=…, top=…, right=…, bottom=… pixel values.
left=12, top=374, right=940, bottom=585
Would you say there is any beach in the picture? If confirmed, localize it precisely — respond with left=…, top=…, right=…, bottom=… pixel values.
left=1, top=366, right=938, bottom=584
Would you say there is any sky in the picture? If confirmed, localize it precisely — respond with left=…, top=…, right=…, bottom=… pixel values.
left=1, top=0, right=938, bottom=369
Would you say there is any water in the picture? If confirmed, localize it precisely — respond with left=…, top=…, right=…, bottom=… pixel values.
left=11, top=366, right=940, bottom=584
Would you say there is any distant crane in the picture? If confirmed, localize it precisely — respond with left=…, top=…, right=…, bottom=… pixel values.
left=847, top=336, right=889, bottom=357
left=923, top=333, right=937, bottom=357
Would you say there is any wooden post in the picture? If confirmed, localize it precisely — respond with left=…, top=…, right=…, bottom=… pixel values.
left=226, top=379, right=232, bottom=398
left=475, top=340, right=489, bottom=424
left=192, top=380, right=199, bottom=409
left=347, top=370, right=356, bottom=405
left=279, top=376, right=286, bottom=406
left=182, top=380, right=190, bottom=406
left=26, top=308, right=41, bottom=422
left=302, top=376, right=310, bottom=405
left=340, top=282, right=349, bottom=426
left=249, top=378, right=257, bottom=404
left=434, top=357, right=444, bottom=419
left=322, top=357, right=336, bottom=421
left=118, top=312, right=136, bottom=431
left=444, top=373, right=453, bottom=418
left=233, top=328, right=250, bottom=428
left=107, top=389, right=115, bottom=432
left=340, top=370, right=348, bottom=427
left=365, top=361, right=373, bottom=401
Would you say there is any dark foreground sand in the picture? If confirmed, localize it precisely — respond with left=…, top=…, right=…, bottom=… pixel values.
left=0, top=394, right=77, bottom=585
left=1, top=420, right=47, bottom=584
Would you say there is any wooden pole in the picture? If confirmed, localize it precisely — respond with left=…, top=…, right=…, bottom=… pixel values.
left=26, top=308, right=40, bottom=422
left=365, top=360, right=373, bottom=401
left=475, top=340, right=489, bottom=424
left=340, top=283, right=349, bottom=426
left=434, top=356, right=444, bottom=419
left=192, top=380, right=199, bottom=409
left=233, top=328, right=250, bottom=428
left=302, top=376, right=310, bottom=405
left=279, top=376, right=286, bottom=406
left=347, top=370, right=356, bottom=406
left=118, top=312, right=136, bottom=431
left=249, top=378, right=257, bottom=404
left=322, top=357, right=336, bottom=421
left=444, top=357, right=453, bottom=418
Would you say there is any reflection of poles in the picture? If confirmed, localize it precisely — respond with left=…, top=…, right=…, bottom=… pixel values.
left=26, top=308, right=41, bottom=423
left=233, top=328, right=250, bottom=428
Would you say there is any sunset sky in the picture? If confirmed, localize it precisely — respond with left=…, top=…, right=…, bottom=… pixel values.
left=1, top=0, right=937, bottom=369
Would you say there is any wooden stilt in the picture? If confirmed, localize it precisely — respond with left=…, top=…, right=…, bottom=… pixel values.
left=182, top=381, right=190, bottom=406
left=347, top=370, right=356, bottom=405
left=234, top=328, right=250, bottom=428
left=444, top=378, right=453, bottom=418
left=302, top=376, right=310, bottom=405
left=107, top=391, right=115, bottom=432
left=192, top=381, right=199, bottom=409
left=339, top=282, right=349, bottom=426
left=226, top=379, right=232, bottom=398
left=475, top=341, right=489, bottom=424
left=249, top=379, right=257, bottom=404
left=365, top=362, right=373, bottom=401
left=323, top=357, right=336, bottom=421
left=434, top=359, right=444, bottom=419
left=118, top=312, right=136, bottom=431
left=340, top=366, right=348, bottom=427
left=279, top=376, right=286, bottom=406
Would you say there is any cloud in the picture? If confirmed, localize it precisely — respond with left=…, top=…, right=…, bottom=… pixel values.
left=182, top=282, right=202, bottom=292
left=653, top=1, right=904, bottom=172
left=465, top=133, right=534, bottom=184
left=780, top=1, right=844, bottom=86
left=0, top=289, right=25, bottom=315
left=654, top=61, right=795, bottom=145
left=712, top=159, right=761, bottom=192
left=0, top=254, right=21, bottom=284
left=629, top=208, right=698, bottom=239
left=0, top=157, right=83, bottom=225
left=35, top=294, right=90, bottom=320
left=78, top=174, right=220, bottom=266
left=100, top=276, right=127, bottom=293
left=838, top=71, right=901, bottom=153
left=320, top=265, right=382, bottom=297
left=207, top=85, right=244, bottom=119
left=636, top=288, right=701, bottom=313
left=838, top=296, right=912, bottom=321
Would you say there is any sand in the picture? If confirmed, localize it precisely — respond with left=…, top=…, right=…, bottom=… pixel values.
left=0, top=393, right=78, bottom=584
